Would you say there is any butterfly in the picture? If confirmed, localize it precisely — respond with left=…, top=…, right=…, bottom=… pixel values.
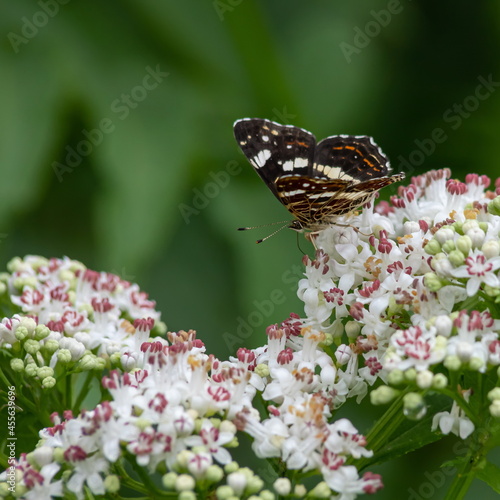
left=234, top=118, right=404, bottom=237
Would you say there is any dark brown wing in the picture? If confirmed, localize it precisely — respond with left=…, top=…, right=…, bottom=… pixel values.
left=313, top=135, right=391, bottom=182
left=234, top=118, right=316, bottom=199
left=276, top=173, right=405, bottom=228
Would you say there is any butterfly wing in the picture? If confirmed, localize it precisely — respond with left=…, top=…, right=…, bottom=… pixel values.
left=275, top=175, right=350, bottom=226
left=313, top=135, right=391, bottom=182
left=234, top=118, right=316, bottom=199
left=276, top=172, right=405, bottom=228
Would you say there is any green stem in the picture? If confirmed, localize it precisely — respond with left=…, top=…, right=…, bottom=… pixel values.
left=443, top=443, right=481, bottom=500
left=353, top=390, right=407, bottom=470
left=73, top=371, right=95, bottom=413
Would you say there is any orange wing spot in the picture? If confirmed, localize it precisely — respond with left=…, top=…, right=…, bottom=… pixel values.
left=286, top=141, right=310, bottom=148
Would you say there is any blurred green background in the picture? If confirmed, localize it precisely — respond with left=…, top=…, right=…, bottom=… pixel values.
left=2, top=1, right=500, bottom=497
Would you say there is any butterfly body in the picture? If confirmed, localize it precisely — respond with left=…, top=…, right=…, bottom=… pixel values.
left=234, top=118, right=405, bottom=233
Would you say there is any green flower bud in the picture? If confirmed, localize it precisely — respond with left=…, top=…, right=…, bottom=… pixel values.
left=78, top=353, right=98, bottom=370
left=175, top=474, right=195, bottom=492
left=387, top=369, right=405, bottom=386
left=176, top=450, right=193, bottom=468
left=15, top=326, right=29, bottom=341
left=162, top=472, right=177, bottom=489
left=274, top=478, right=292, bottom=496
left=0, top=282, right=6, bottom=295
left=345, top=320, right=361, bottom=339
left=37, top=367, right=54, bottom=379
left=482, top=240, right=500, bottom=259
left=57, top=349, right=72, bottom=364
left=370, top=385, right=400, bottom=405
left=13, top=276, right=38, bottom=290
left=320, top=332, right=334, bottom=346
left=7, top=256, right=24, bottom=273
left=455, top=235, right=472, bottom=255
left=224, top=461, right=239, bottom=474
left=432, top=373, right=448, bottom=389
left=424, top=272, right=444, bottom=292
left=24, top=339, right=40, bottom=354
left=206, top=465, right=224, bottom=483
left=416, top=370, right=433, bottom=389
left=294, top=484, right=307, bottom=497
left=490, top=400, right=500, bottom=418
left=444, top=355, right=461, bottom=371
left=25, top=362, right=38, bottom=377
left=216, top=485, right=234, bottom=500
left=79, top=303, right=94, bottom=316
left=404, top=368, right=417, bottom=381
left=20, top=317, right=37, bottom=334
left=462, top=220, right=479, bottom=233
left=488, top=196, right=500, bottom=216
left=469, top=357, right=484, bottom=372
left=260, top=490, right=275, bottom=500
left=226, top=437, right=239, bottom=448
left=424, top=239, right=441, bottom=256
left=478, top=221, right=489, bottom=233
left=109, top=352, right=122, bottom=366
left=10, top=358, right=24, bottom=372
left=179, top=492, right=197, bottom=500
left=447, top=250, right=465, bottom=267
left=309, top=481, right=331, bottom=498
left=487, top=387, right=500, bottom=401
left=434, top=227, right=455, bottom=244
left=94, top=357, right=106, bottom=370
left=34, top=325, right=51, bottom=340
left=42, top=376, right=56, bottom=389
left=453, top=221, right=464, bottom=234
left=255, top=364, right=269, bottom=377
left=247, top=476, right=264, bottom=494
left=135, top=418, right=151, bottom=430
left=441, top=240, right=456, bottom=253
left=104, top=475, right=120, bottom=494
left=0, top=483, right=13, bottom=496
left=403, top=392, right=426, bottom=420
left=53, top=447, right=65, bottom=463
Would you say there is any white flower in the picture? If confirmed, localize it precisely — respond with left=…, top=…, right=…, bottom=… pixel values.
left=431, top=400, right=474, bottom=439
left=452, top=250, right=500, bottom=295
left=184, top=420, right=233, bottom=464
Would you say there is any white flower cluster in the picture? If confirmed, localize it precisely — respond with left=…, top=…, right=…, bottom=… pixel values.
left=0, top=259, right=380, bottom=499
left=0, top=255, right=163, bottom=387
left=0, top=328, right=380, bottom=499
left=296, top=169, right=500, bottom=437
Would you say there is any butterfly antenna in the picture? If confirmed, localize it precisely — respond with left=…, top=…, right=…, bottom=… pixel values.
left=238, top=220, right=290, bottom=231
left=255, top=223, right=290, bottom=244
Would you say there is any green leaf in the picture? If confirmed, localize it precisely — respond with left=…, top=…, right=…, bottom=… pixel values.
left=477, top=461, right=500, bottom=493
left=367, top=413, right=444, bottom=466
